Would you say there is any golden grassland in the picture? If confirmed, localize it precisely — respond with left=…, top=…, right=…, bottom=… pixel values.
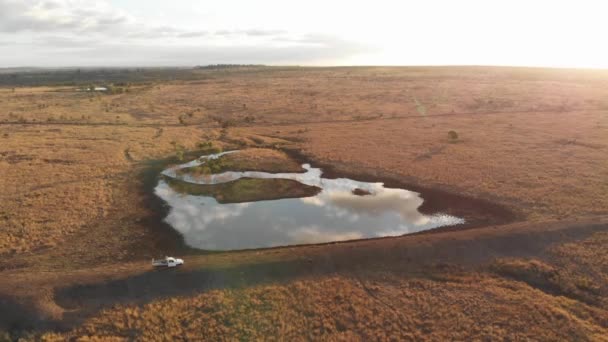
left=246, top=108, right=608, bottom=222
left=1, top=66, right=608, bottom=340
left=40, top=274, right=608, bottom=341
left=24, top=221, right=608, bottom=341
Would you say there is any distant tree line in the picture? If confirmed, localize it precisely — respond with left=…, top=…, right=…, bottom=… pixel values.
left=195, top=64, right=266, bottom=70
left=0, top=67, right=200, bottom=87
left=0, top=65, right=286, bottom=87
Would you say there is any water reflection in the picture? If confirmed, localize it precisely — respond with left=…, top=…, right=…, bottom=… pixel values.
left=155, top=152, right=464, bottom=251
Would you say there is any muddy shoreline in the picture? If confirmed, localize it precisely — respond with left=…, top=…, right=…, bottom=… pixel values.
left=282, top=148, right=522, bottom=229
left=137, top=151, right=220, bottom=256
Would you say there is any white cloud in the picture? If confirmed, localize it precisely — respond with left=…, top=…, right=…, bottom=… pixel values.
left=0, top=0, right=133, bottom=33
left=0, top=0, right=368, bottom=66
left=2, top=0, right=608, bottom=67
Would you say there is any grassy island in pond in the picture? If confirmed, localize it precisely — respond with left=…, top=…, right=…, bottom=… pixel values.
left=165, top=177, right=321, bottom=203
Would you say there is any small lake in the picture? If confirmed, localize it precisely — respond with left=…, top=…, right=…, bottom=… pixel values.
left=155, top=151, right=464, bottom=251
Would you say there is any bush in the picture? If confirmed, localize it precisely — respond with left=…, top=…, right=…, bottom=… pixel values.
left=197, top=141, right=222, bottom=154
left=106, top=85, right=125, bottom=94
left=414, top=97, right=427, bottom=116
left=206, top=158, right=225, bottom=173
left=220, top=119, right=237, bottom=129
left=448, top=130, right=459, bottom=142
left=188, top=157, right=226, bottom=175
left=171, top=141, right=186, bottom=161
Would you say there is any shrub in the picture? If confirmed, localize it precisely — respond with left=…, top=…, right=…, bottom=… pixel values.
left=206, top=158, right=225, bottom=173
left=188, top=157, right=226, bottom=175
left=414, top=97, right=427, bottom=116
left=171, top=142, right=187, bottom=161
left=220, top=119, right=237, bottom=128
left=176, top=150, right=184, bottom=161
left=106, top=85, right=124, bottom=94
left=448, top=130, right=459, bottom=142
left=197, top=141, right=222, bottom=154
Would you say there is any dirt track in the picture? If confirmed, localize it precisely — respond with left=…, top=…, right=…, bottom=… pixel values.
left=2, top=218, right=607, bottom=334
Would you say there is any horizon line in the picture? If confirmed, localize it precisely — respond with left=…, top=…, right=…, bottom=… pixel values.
left=2, top=64, right=608, bottom=72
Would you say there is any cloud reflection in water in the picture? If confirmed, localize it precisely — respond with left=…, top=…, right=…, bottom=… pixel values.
left=155, top=152, right=464, bottom=250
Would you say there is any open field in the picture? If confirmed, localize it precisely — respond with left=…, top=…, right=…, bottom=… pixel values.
left=1, top=66, right=608, bottom=340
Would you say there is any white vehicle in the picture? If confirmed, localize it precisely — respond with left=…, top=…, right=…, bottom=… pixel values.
left=152, top=256, right=184, bottom=267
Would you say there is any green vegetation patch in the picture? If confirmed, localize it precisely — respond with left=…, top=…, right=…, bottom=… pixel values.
left=165, top=177, right=321, bottom=204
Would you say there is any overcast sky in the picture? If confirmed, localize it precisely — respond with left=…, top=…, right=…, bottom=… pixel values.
left=1, top=0, right=607, bottom=68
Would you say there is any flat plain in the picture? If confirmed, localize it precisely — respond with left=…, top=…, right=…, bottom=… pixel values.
left=1, top=66, right=608, bottom=341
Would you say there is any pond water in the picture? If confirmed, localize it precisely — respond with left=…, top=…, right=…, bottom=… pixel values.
left=155, top=151, right=465, bottom=251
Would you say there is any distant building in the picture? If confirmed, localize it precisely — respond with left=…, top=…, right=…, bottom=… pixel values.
left=78, top=86, right=108, bottom=92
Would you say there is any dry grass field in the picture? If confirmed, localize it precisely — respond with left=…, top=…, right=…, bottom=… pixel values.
left=1, top=66, right=608, bottom=341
